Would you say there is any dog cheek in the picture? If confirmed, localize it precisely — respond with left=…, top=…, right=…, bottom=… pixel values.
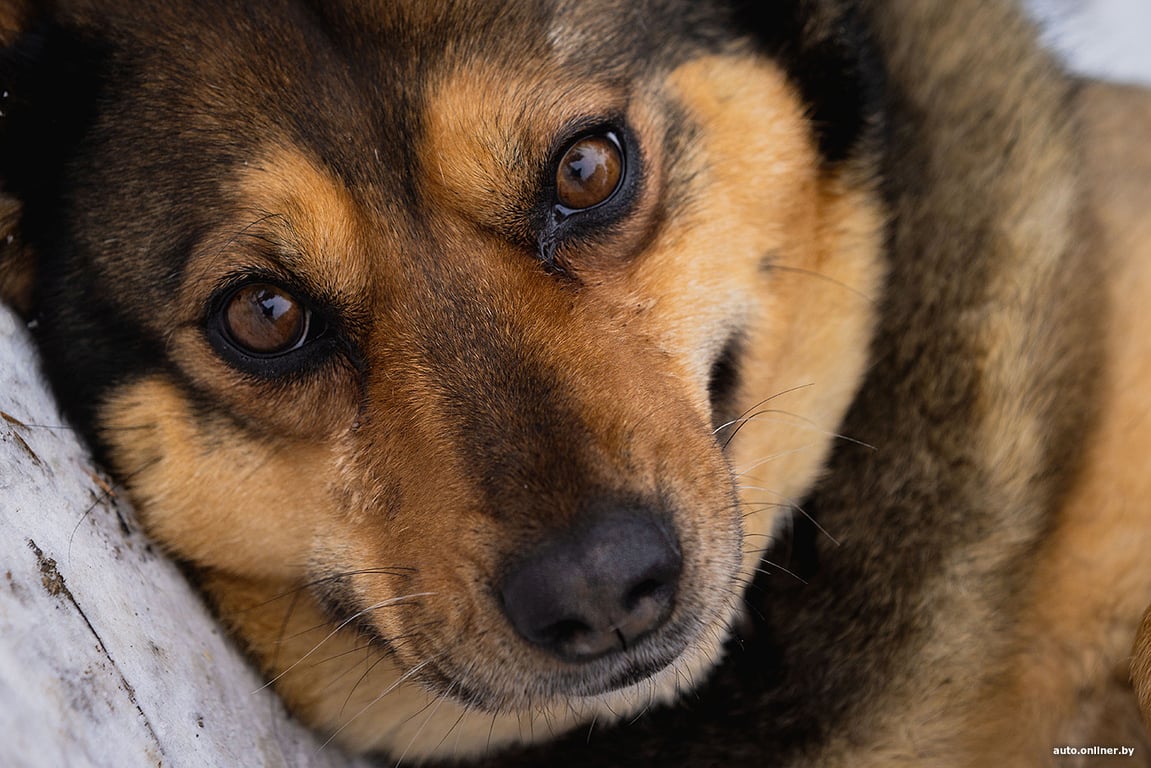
left=98, top=377, right=330, bottom=579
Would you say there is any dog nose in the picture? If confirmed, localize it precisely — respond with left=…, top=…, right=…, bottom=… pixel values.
left=499, top=510, right=682, bottom=663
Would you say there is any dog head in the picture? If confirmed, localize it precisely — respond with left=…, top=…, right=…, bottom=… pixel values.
left=0, top=0, right=884, bottom=758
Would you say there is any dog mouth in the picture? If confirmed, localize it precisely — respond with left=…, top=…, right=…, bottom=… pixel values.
left=420, top=625, right=695, bottom=710
left=302, top=333, right=749, bottom=715
left=310, top=333, right=746, bottom=711
left=316, top=594, right=694, bottom=711
left=310, top=499, right=734, bottom=710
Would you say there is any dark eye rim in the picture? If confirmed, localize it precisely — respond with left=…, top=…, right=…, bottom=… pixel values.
left=539, top=118, right=643, bottom=258
left=205, top=276, right=339, bottom=379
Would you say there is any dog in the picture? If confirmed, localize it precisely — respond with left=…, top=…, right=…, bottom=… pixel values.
left=2, top=0, right=1150, bottom=764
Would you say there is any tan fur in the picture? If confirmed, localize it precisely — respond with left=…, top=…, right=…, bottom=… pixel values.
left=1072, top=81, right=1151, bottom=746
left=1136, top=605, right=1151, bottom=731
left=753, top=3, right=1148, bottom=765
left=655, top=56, right=884, bottom=582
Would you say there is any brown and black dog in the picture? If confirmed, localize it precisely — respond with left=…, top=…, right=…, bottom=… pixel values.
left=1, top=0, right=1150, bottom=765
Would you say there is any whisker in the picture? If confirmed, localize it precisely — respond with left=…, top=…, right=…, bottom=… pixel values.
left=337, top=625, right=442, bottom=714
left=733, top=445, right=820, bottom=477
left=312, top=638, right=376, bottom=672
left=584, top=710, right=599, bottom=744
left=318, top=654, right=444, bottom=754
left=712, top=383, right=816, bottom=436
left=431, top=699, right=471, bottom=760
left=68, top=453, right=162, bottom=560
left=725, top=409, right=876, bottom=453
left=738, top=485, right=840, bottom=547
left=751, top=560, right=808, bottom=585
left=243, top=567, right=420, bottom=613
left=1, top=408, right=156, bottom=435
left=255, top=592, right=437, bottom=692
left=316, top=643, right=380, bottom=698
left=271, top=587, right=304, bottom=675
left=487, top=710, right=500, bottom=755
left=203, top=210, right=291, bottom=274
left=740, top=502, right=791, bottom=518
left=393, top=681, right=452, bottom=768
left=764, top=263, right=877, bottom=304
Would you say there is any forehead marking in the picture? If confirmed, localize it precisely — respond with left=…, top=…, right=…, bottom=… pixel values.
left=420, top=61, right=627, bottom=220
left=182, top=147, right=376, bottom=316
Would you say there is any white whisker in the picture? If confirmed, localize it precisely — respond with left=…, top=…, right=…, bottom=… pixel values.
left=712, top=383, right=816, bottom=436
left=393, top=682, right=452, bottom=768
left=319, top=653, right=444, bottom=754
left=255, top=592, right=437, bottom=693
left=737, top=485, right=841, bottom=547
left=752, top=560, right=808, bottom=585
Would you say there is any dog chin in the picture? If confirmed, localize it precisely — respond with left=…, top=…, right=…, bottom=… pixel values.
left=436, top=610, right=735, bottom=718
left=574, top=626, right=732, bottom=721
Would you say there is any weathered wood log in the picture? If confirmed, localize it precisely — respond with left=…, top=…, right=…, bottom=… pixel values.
left=0, top=304, right=369, bottom=768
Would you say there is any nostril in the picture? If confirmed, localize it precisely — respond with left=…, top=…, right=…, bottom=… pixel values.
left=541, top=618, right=593, bottom=645
left=499, top=508, right=682, bottom=663
left=538, top=618, right=620, bottom=660
left=626, top=577, right=672, bottom=611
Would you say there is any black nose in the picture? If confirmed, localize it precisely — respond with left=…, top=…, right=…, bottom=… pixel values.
left=499, top=510, right=682, bottom=663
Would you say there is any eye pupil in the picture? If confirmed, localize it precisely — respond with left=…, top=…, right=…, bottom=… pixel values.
left=223, top=283, right=308, bottom=355
left=556, top=134, right=623, bottom=211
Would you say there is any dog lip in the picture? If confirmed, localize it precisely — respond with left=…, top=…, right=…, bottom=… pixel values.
left=597, top=648, right=683, bottom=693
left=540, top=615, right=695, bottom=698
left=404, top=616, right=694, bottom=711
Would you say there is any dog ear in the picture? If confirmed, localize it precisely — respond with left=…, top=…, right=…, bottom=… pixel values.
left=0, top=0, right=39, bottom=315
left=0, top=194, right=31, bottom=315
left=0, top=0, right=32, bottom=43
left=0, top=1, right=95, bottom=317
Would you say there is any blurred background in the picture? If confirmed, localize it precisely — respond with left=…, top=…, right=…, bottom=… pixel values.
left=1028, top=0, right=1151, bottom=85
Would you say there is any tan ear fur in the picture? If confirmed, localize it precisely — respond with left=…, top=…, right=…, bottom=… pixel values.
left=0, top=197, right=33, bottom=316
left=0, top=0, right=34, bottom=315
left=0, top=0, right=30, bottom=44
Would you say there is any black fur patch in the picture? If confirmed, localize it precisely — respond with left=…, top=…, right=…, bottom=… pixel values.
left=708, top=332, right=744, bottom=447
left=728, top=0, right=884, bottom=164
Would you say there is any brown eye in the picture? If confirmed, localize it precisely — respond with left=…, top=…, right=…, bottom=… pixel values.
left=555, top=133, right=623, bottom=211
left=223, top=283, right=309, bottom=355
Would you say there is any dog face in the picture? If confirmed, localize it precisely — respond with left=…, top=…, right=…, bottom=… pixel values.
left=0, top=0, right=883, bottom=758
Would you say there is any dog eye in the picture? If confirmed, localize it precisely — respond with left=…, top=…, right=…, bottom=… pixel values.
left=555, top=132, right=624, bottom=211
left=221, top=283, right=310, bottom=356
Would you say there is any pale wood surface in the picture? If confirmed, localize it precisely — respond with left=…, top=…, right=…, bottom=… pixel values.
left=0, top=305, right=369, bottom=768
